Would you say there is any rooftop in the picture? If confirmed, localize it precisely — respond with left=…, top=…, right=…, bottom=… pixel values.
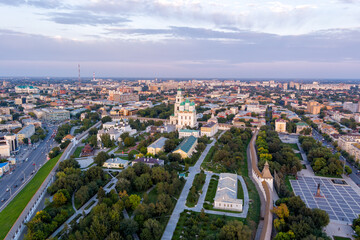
left=148, top=137, right=168, bottom=149
left=174, top=135, right=197, bottom=153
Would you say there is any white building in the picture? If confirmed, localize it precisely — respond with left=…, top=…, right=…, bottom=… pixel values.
left=214, top=173, right=243, bottom=212
left=37, top=108, right=70, bottom=121
left=15, top=85, right=40, bottom=94
left=0, top=134, right=19, bottom=157
left=179, top=129, right=200, bottom=138
left=103, top=158, right=129, bottom=168
left=169, top=88, right=198, bottom=129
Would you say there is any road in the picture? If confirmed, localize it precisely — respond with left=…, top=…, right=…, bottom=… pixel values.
left=312, top=129, right=360, bottom=185
left=0, top=124, right=58, bottom=207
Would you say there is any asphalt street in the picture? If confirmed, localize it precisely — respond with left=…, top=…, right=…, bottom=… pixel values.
left=312, top=129, right=360, bottom=185
left=0, top=124, right=58, bottom=207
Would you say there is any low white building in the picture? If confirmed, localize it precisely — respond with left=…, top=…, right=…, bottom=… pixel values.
left=214, top=173, right=243, bottom=212
left=179, top=129, right=200, bottom=138
left=103, top=158, right=129, bottom=169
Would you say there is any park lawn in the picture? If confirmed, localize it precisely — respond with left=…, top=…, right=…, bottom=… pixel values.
left=204, top=176, right=219, bottom=203
left=285, top=175, right=296, bottom=193
left=73, top=146, right=84, bottom=158
left=148, top=187, right=158, bottom=203
left=84, top=200, right=96, bottom=211
left=333, top=237, right=351, bottom=240
left=243, top=176, right=260, bottom=226
left=296, top=153, right=303, bottom=161
left=106, top=146, right=117, bottom=153
left=0, top=153, right=63, bottom=240
left=237, top=179, right=244, bottom=200
left=285, top=143, right=300, bottom=151
left=172, top=210, right=245, bottom=240
left=201, top=145, right=227, bottom=173
left=129, top=149, right=139, bottom=156
left=185, top=173, right=206, bottom=207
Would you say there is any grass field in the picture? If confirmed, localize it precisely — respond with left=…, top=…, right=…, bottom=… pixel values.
left=285, top=175, right=295, bottom=193
left=333, top=237, right=351, bottom=240
left=173, top=210, right=245, bottom=240
left=204, top=176, right=219, bottom=204
left=296, top=152, right=303, bottom=161
left=285, top=143, right=300, bottom=151
left=84, top=200, right=96, bottom=211
left=237, top=179, right=244, bottom=200
left=185, top=173, right=206, bottom=207
left=0, top=153, right=63, bottom=240
left=73, top=147, right=83, bottom=158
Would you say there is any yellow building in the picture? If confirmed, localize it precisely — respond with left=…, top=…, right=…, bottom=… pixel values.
left=147, top=137, right=168, bottom=155
left=173, top=136, right=198, bottom=159
left=275, top=119, right=287, bottom=133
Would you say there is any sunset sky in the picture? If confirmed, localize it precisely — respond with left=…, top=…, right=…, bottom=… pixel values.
left=0, top=0, right=360, bottom=78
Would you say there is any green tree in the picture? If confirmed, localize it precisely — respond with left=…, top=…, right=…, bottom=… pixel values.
left=219, top=220, right=251, bottom=240
left=94, top=151, right=110, bottom=166
left=128, top=194, right=141, bottom=210
left=140, top=219, right=162, bottom=240
left=345, top=165, right=352, bottom=175
left=124, top=137, right=135, bottom=147
left=53, top=191, right=67, bottom=207
left=101, top=116, right=112, bottom=123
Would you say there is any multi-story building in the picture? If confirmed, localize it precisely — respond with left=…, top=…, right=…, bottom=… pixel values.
left=0, top=134, right=19, bottom=157
left=41, top=108, right=70, bottom=121
left=338, top=135, right=360, bottom=153
left=169, top=88, right=198, bottom=129
left=108, top=91, right=139, bottom=103
left=307, top=101, right=322, bottom=115
left=17, top=124, right=35, bottom=142
left=201, top=122, right=219, bottom=137
left=15, top=85, right=40, bottom=94
left=0, top=107, right=11, bottom=115
left=275, top=119, right=287, bottom=133
left=0, top=121, right=22, bottom=131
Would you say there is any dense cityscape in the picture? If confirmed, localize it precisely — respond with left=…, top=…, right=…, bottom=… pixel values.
left=1, top=0, right=360, bottom=239
left=0, top=78, right=358, bottom=240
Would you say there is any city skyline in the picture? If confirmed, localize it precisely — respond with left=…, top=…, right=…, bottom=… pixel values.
left=0, top=0, right=360, bottom=78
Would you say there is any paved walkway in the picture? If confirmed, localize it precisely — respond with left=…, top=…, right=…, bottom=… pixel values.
left=297, top=142, right=315, bottom=177
left=123, top=210, right=140, bottom=240
left=50, top=176, right=118, bottom=238
left=162, top=138, right=218, bottom=240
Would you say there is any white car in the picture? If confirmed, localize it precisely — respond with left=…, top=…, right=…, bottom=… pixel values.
left=6, top=188, right=9, bottom=192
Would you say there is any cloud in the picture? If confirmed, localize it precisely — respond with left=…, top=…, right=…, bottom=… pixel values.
left=0, top=0, right=61, bottom=8
left=47, top=11, right=130, bottom=26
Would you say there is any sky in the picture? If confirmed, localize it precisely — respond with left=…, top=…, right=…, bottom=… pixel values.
left=0, top=0, right=360, bottom=78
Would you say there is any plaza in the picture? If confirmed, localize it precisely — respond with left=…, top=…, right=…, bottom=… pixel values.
left=290, top=176, right=360, bottom=224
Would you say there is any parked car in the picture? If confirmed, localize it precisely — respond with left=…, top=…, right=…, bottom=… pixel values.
left=6, top=188, right=9, bottom=192
left=14, top=185, right=18, bottom=188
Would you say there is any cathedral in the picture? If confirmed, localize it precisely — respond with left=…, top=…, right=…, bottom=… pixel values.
left=170, top=88, right=198, bottom=129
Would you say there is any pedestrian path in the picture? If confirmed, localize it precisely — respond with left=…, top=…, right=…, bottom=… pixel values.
left=50, top=176, right=117, bottom=238
left=162, top=138, right=218, bottom=240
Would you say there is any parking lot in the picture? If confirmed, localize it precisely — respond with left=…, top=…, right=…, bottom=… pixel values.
left=291, top=176, right=360, bottom=224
